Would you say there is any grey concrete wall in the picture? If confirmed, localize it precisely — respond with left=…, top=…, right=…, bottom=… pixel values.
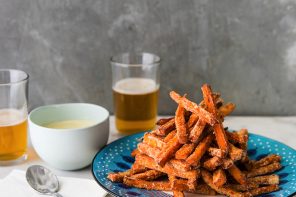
left=0, top=0, right=296, bottom=115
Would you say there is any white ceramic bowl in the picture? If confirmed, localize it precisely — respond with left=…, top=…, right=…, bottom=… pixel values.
left=29, top=103, right=109, bottom=170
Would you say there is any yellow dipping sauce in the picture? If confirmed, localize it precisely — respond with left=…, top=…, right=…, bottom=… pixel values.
left=44, top=120, right=96, bottom=129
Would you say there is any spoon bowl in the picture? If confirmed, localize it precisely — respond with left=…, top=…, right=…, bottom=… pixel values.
left=26, top=165, right=62, bottom=197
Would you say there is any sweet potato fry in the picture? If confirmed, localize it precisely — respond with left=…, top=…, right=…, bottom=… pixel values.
left=201, top=84, right=229, bottom=154
left=143, top=133, right=165, bottom=149
left=203, top=156, right=223, bottom=171
left=156, top=135, right=182, bottom=166
left=186, top=133, right=214, bottom=166
left=218, top=102, right=236, bottom=117
left=164, top=161, right=200, bottom=180
left=175, top=104, right=188, bottom=144
left=156, top=117, right=174, bottom=125
left=170, top=177, right=215, bottom=195
left=169, top=175, right=187, bottom=191
left=136, top=154, right=200, bottom=180
left=247, top=162, right=282, bottom=178
left=226, top=183, right=259, bottom=192
left=187, top=113, right=199, bottom=128
left=248, top=174, right=279, bottom=185
left=170, top=159, right=192, bottom=172
left=107, top=170, right=132, bottom=182
left=208, top=147, right=224, bottom=158
left=221, top=158, right=234, bottom=169
left=129, top=170, right=165, bottom=181
left=245, top=185, right=279, bottom=196
left=229, top=143, right=244, bottom=161
left=131, top=162, right=147, bottom=173
left=170, top=91, right=217, bottom=125
left=107, top=164, right=147, bottom=183
left=194, top=184, right=217, bottom=195
left=164, top=129, right=177, bottom=142
left=137, top=143, right=160, bottom=159
left=252, top=154, right=281, bottom=168
left=123, top=177, right=171, bottom=191
left=213, top=168, right=227, bottom=187
left=175, top=143, right=196, bottom=160
left=228, top=164, right=247, bottom=185
left=173, top=190, right=184, bottom=197
left=226, top=129, right=248, bottom=145
left=153, top=118, right=175, bottom=136
left=189, top=119, right=206, bottom=143
left=131, top=148, right=140, bottom=157
left=201, top=169, right=244, bottom=197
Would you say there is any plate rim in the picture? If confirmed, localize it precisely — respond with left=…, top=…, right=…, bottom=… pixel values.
left=91, top=131, right=296, bottom=197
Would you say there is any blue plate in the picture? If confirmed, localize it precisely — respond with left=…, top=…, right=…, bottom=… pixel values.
left=92, top=132, right=296, bottom=197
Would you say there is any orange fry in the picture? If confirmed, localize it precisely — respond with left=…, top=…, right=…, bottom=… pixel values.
left=201, top=84, right=229, bottom=154
left=143, top=133, right=165, bottom=149
left=189, top=119, right=206, bottom=143
left=123, top=177, right=171, bottom=191
left=221, top=158, right=234, bottom=169
left=175, top=143, right=196, bottom=160
left=170, top=159, right=192, bottom=172
left=226, top=183, right=259, bottom=192
left=208, top=147, right=224, bottom=158
left=136, top=154, right=200, bottom=180
left=248, top=174, right=279, bottom=185
left=229, top=143, right=244, bottom=161
left=203, top=156, right=223, bottom=171
left=247, top=162, right=282, bottom=178
left=175, top=104, right=187, bottom=144
left=187, top=113, right=199, bottom=128
left=252, top=154, right=281, bottom=168
left=129, top=169, right=165, bottom=181
left=201, top=170, right=244, bottom=197
left=107, top=164, right=147, bottom=182
left=156, top=135, right=182, bottom=166
left=173, top=190, right=184, bottom=197
left=153, top=118, right=175, bottom=136
left=218, top=102, right=236, bottom=117
left=131, top=148, right=140, bottom=157
left=245, top=185, right=279, bottom=196
left=170, top=91, right=217, bottom=126
left=137, top=143, right=160, bottom=159
left=213, top=168, right=227, bottom=187
left=186, top=133, right=214, bottom=166
left=164, top=129, right=177, bottom=142
left=156, top=117, right=174, bottom=125
left=228, top=164, right=247, bottom=185
left=226, top=129, right=248, bottom=145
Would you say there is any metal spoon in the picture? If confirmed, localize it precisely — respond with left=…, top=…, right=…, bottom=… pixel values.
left=26, top=165, right=63, bottom=197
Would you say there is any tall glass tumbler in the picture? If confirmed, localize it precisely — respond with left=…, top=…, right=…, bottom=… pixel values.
left=0, top=69, right=28, bottom=165
left=111, top=53, right=160, bottom=134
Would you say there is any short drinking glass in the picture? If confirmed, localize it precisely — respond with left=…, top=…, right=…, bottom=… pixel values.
left=0, top=69, right=28, bottom=165
left=111, top=53, right=160, bottom=134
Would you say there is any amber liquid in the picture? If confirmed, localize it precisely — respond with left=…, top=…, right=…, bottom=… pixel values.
left=113, top=78, right=159, bottom=133
left=0, top=110, right=27, bottom=161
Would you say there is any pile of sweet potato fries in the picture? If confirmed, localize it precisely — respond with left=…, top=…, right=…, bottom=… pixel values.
left=108, top=84, right=282, bottom=197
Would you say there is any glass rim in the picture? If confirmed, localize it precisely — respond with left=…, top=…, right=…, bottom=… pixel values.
left=110, top=52, right=160, bottom=67
left=0, top=69, right=29, bottom=86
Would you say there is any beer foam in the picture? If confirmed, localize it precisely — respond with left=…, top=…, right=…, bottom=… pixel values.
left=113, top=78, right=158, bottom=95
left=0, top=109, right=26, bottom=126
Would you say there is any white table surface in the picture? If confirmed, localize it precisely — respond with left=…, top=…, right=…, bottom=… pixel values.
left=1, top=116, right=296, bottom=180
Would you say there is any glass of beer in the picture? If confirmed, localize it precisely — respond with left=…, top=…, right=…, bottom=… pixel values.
left=111, top=53, right=160, bottom=134
left=0, top=69, right=28, bottom=165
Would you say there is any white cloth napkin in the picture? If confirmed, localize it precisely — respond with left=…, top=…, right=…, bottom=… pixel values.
left=0, top=170, right=107, bottom=197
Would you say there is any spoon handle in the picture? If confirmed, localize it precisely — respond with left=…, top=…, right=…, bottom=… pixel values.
left=53, top=193, right=63, bottom=197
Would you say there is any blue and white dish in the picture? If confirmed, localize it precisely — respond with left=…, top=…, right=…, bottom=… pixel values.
left=92, top=131, right=296, bottom=197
